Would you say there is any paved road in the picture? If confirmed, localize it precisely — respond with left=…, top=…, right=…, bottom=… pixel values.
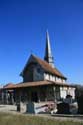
left=0, top=105, right=17, bottom=114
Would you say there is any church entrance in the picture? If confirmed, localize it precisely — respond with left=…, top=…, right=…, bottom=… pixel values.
left=31, top=92, right=38, bottom=102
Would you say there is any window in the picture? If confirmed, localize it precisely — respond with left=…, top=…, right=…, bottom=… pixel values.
left=37, top=68, right=41, bottom=73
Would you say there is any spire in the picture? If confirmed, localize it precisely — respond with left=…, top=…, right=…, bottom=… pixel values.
left=44, top=31, right=54, bottom=67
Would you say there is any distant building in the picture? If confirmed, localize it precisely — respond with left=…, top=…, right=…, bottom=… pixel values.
left=1, top=31, right=75, bottom=104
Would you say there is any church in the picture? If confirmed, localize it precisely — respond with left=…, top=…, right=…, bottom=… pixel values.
left=1, top=31, right=75, bottom=104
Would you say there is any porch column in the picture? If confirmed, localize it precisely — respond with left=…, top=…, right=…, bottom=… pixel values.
left=11, top=92, right=14, bottom=104
left=45, top=87, right=48, bottom=102
left=38, top=90, right=40, bottom=103
left=19, top=91, right=21, bottom=103
left=16, top=90, right=21, bottom=104
left=53, top=86, right=56, bottom=102
left=1, top=91, right=4, bottom=104
left=4, top=90, right=8, bottom=104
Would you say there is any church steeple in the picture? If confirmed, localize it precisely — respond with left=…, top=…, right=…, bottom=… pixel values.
left=44, top=31, right=54, bottom=67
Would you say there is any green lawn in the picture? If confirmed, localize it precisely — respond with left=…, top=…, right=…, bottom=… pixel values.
left=0, top=113, right=83, bottom=125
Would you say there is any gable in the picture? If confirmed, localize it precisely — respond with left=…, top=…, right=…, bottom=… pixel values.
left=20, top=54, right=67, bottom=80
left=20, top=54, right=37, bottom=76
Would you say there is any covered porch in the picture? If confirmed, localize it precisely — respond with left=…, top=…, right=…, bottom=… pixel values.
left=0, top=80, right=74, bottom=105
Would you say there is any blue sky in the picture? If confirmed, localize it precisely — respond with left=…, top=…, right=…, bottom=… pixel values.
left=0, top=0, right=83, bottom=85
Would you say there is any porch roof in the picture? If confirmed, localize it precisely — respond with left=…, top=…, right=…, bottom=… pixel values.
left=1, top=80, right=74, bottom=90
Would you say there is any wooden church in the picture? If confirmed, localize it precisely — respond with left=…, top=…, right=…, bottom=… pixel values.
left=1, top=31, right=75, bottom=104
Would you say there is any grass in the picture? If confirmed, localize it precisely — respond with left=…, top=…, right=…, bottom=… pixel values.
left=0, top=113, right=83, bottom=125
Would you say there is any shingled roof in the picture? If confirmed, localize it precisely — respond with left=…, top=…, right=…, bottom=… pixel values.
left=21, top=54, right=67, bottom=79
left=3, top=83, right=15, bottom=89
left=2, top=80, right=73, bottom=90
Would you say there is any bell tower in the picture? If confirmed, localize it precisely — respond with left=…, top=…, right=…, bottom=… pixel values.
left=44, top=31, right=54, bottom=68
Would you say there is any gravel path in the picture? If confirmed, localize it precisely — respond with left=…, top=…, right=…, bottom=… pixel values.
left=0, top=104, right=83, bottom=122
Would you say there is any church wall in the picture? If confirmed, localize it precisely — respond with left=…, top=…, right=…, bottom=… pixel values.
left=44, top=73, right=49, bottom=80
left=23, top=63, right=45, bottom=82
left=45, top=86, right=54, bottom=101
left=33, top=65, right=44, bottom=81
left=56, top=77, right=66, bottom=83
left=67, top=87, right=75, bottom=99
left=44, top=85, right=61, bottom=101
left=56, top=77, right=61, bottom=82
left=14, top=86, right=55, bottom=103
left=60, top=87, right=67, bottom=99
left=60, top=87, right=75, bottom=99
left=44, top=73, right=66, bottom=84
left=14, top=85, right=75, bottom=104
left=49, top=75, right=55, bottom=81
left=44, top=73, right=56, bottom=81
left=62, top=79, right=66, bottom=83
left=23, top=65, right=34, bottom=82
